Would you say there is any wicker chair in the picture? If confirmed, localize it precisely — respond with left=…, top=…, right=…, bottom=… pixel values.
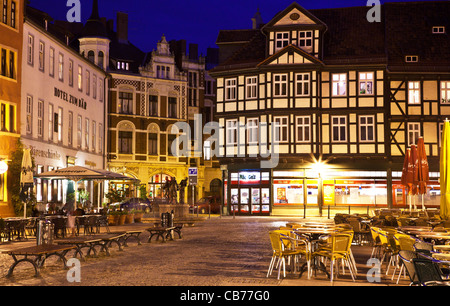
left=398, top=250, right=420, bottom=285
left=413, top=258, right=450, bottom=286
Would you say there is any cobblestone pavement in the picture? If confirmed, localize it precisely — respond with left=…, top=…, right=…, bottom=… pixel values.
left=0, top=216, right=408, bottom=287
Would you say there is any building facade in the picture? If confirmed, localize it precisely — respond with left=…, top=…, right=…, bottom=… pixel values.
left=21, top=6, right=107, bottom=210
left=0, top=0, right=23, bottom=216
left=210, top=2, right=450, bottom=215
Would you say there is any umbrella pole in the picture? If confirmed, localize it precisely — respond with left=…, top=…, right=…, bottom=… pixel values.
left=422, top=194, right=425, bottom=211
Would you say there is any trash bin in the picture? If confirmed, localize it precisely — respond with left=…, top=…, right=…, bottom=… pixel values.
left=36, top=219, right=54, bottom=245
left=161, top=212, right=174, bottom=227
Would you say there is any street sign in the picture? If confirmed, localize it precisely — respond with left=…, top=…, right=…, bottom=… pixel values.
left=189, top=176, right=197, bottom=186
left=188, top=168, right=198, bottom=176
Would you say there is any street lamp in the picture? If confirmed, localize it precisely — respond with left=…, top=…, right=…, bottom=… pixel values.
left=0, top=160, right=8, bottom=175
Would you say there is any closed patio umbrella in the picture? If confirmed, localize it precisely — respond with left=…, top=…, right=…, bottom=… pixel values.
left=410, top=144, right=419, bottom=210
left=440, top=121, right=450, bottom=220
left=416, top=137, right=429, bottom=210
left=20, top=148, right=34, bottom=218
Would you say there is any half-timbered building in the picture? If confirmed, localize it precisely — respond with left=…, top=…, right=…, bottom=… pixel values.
left=209, top=2, right=450, bottom=215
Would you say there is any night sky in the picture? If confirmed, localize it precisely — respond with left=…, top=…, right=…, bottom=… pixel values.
left=29, top=0, right=425, bottom=55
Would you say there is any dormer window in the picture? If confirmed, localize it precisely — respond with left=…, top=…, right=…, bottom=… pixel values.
left=405, top=55, right=418, bottom=63
left=157, top=65, right=170, bottom=79
left=117, top=61, right=129, bottom=70
left=275, top=32, right=290, bottom=51
left=432, top=26, right=445, bottom=34
left=298, top=31, right=313, bottom=52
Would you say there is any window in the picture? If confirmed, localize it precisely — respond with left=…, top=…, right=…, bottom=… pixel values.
left=332, top=73, right=347, bottom=96
left=27, top=34, right=34, bottom=65
left=295, top=73, right=310, bottom=96
left=168, top=134, right=177, bottom=156
left=157, top=65, right=170, bottom=79
left=203, top=140, right=211, bottom=161
left=26, top=95, right=32, bottom=134
left=118, top=92, right=133, bottom=114
left=78, top=65, right=82, bottom=91
left=8, top=50, right=14, bottom=79
left=408, top=122, right=420, bottom=146
left=247, top=118, right=259, bottom=144
left=298, top=31, right=312, bottom=51
left=98, top=124, right=103, bottom=154
left=86, top=70, right=90, bottom=96
left=98, top=51, right=104, bottom=69
left=148, top=95, right=158, bottom=116
left=296, top=116, right=311, bottom=142
left=92, top=121, right=96, bottom=151
left=49, top=47, right=54, bottom=77
left=274, top=116, right=288, bottom=143
left=439, top=122, right=444, bottom=147
left=57, top=107, right=62, bottom=142
left=39, top=41, right=45, bottom=71
left=68, top=60, right=73, bottom=86
left=118, top=131, right=132, bottom=154
left=77, top=115, right=82, bottom=148
left=84, top=118, right=89, bottom=150
left=359, top=116, right=375, bottom=142
left=246, top=76, right=257, bottom=99
left=168, top=97, right=177, bottom=118
left=432, top=26, right=445, bottom=34
left=0, top=103, right=5, bottom=131
left=405, top=55, right=418, bottom=63
left=332, top=116, right=347, bottom=142
left=2, top=0, right=6, bottom=24
left=226, top=119, right=238, bottom=145
left=225, top=78, right=236, bottom=101
left=275, top=32, right=289, bottom=51
left=441, top=81, right=450, bottom=104
left=274, top=74, right=288, bottom=97
left=359, top=72, right=374, bottom=95
left=148, top=133, right=158, bottom=155
left=408, top=81, right=420, bottom=104
left=99, top=80, right=103, bottom=102
left=93, top=75, right=97, bottom=99
left=58, top=53, right=63, bottom=81
left=37, top=100, right=43, bottom=138
left=68, top=111, right=73, bottom=146
left=48, top=103, right=53, bottom=141
left=10, top=1, right=15, bottom=28
left=0, top=48, right=5, bottom=76
left=87, top=50, right=95, bottom=63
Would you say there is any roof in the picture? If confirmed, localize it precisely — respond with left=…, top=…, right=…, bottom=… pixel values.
left=211, top=1, right=450, bottom=74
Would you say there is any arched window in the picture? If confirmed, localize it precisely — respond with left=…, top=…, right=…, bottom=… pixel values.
left=98, top=51, right=104, bottom=69
left=147, top=123, right=159, bottom=156
left=117, top=121, right=134, bottom=154
left=87, top=50, right=95, bottom=63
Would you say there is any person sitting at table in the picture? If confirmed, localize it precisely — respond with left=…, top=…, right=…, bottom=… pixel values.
left=63, top=200, right=76, bottom=237
left=74, top=205, right=85, bottom=216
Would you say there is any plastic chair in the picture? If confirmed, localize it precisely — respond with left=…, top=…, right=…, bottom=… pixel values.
left=370, top=227, right=383, bottom=259
left=312, top=232, right=356, bottom=283
left=413, top=258, right=450, bottom=286
left=378, top=228, right=399, bottom=275
left=391, top=234, right=417, bottom=282
left=267, top=230, right=307, bottom=279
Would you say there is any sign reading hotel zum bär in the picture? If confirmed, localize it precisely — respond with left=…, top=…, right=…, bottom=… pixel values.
left=54, top=87, right=87, bottom=110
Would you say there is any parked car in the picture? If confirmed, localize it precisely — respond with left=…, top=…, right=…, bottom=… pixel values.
left=191, top=196, right=221, bottom=214
left=110, top=197, right=152, bottom=213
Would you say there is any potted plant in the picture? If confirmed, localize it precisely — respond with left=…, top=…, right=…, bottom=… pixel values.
left=133, top=209, right=144, bottom=223
left=118, top=210, right=126, bottom=225
left=125, top=210, right=134, bottom=224
left=108, top=210, right=120, bottom=226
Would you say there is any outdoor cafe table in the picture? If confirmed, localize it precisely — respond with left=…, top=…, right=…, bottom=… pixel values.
left=4, top=218, right=29, bottom=241
left=293, top=227, right=340, bottom=279
left=434, top=245, right=450, bottom=253
left=417, top=233, right=450, bottom=244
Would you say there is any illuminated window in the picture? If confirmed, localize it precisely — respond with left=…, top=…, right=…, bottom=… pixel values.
left=274, top=116, right=288, bottom=143
left=273, top=74, right=288, bottom=97
left=359, top=116, right=375, bottom=142
left=408, top=81, right=420, bottom=104
left=332, top=73, right=347, bottom=96
left=332, top=116, right=347, bottom=142
left=247, top=118, right=259, bottom=144
left=359, top=72, right=374, bottom=95
left=408, top=122, right=420, bottom=146
left=296, top=116, right=311, bottom=142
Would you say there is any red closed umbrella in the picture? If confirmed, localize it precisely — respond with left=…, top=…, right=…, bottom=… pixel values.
left=401, top=148, right=415, bottom=211
left=416, top=137, right=429, bottom=209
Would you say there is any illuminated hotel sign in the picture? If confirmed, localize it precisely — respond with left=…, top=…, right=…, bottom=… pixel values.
left=54, top=87, right=87, bottom=110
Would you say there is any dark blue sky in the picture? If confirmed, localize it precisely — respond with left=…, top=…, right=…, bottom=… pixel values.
left=29, top=0, right=424, bottom=55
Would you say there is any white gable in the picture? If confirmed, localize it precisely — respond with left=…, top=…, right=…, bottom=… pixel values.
left=268, top=52, right=312, bottom=65
left=273, top=8, right=317, bottom=26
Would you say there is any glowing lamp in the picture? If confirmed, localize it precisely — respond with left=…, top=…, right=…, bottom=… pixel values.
left=0, top=160, right=8, bottom=175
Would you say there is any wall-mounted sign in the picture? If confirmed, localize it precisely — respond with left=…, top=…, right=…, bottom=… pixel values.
left=54, top=87, right=87, bottom=110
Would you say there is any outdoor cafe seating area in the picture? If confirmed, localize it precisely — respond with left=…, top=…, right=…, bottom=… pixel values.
left=267, top=208, right=450, bottom=286
left=0, top=214, right=110, bottom=243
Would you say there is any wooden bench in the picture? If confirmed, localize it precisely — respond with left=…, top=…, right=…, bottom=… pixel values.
left=95, top=232, right=127, bottom=256
left=152, top=223, right=184, bottom=239
left=122, top=230, right=144, bottom=246
left=54, top=237, right=103, bottom=261
left=2, top=244, right=75, bottom=277
left=146, top=227, right=175, bottom=243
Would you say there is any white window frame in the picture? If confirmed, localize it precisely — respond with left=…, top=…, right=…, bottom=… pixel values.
left=68, top=111, right=73, bottom=146
left=77, top=65, right=82, bottom=91
left=37, top=99, right=43, bottom=138
left=68, top=59, right=73, bottom=87
left=48, top=103, right=53, bottom=141
left=273, top=116, right=288, bottom=143
left=298, top=31, right=313, bottom=51
left=408, top=122, right=421, bottom=146
left=225, top=78, right=237, bottom=101
left=273, top=74, right=288, bottom=97
left=49, top=47, right=54, bottom=77
left=38, top=41, right=44, bottom=71
left=77, top=115, right=82, bottom=148
left=26, top=95, right=32, bottom=135
left=27, top=34, right=34, bottom=65
left=92, top=121, right=96, bottom=152
left=439, top=122, right=444, bottom=147
left=332, top=73, right=347, bottom=96
left=441, top=81, right=450, bottom=104
left=432, top=26, right=445, bottom=34
left=85, top=118, right=89, bottom=150
left=296, top=116, right=311, bottom=143
left=57, top=107, right=62, bottom=142
left=295, top=73, right=310, bottom=97
left=58, top=53, right=63, bottom=81
left=245, top=76, right=257, bottom=100
left=86, top=70, right=90, bottom=96
left=359, top=115, right=375, bottom=142
left=331, top=116, right=347, bottom=142
left=226, top=119, right=238, bottom=145
left=275, top=32, right=289, bottom=51
left=99, top=123, right=103, bottom=154
left=247, top=118, right=259, bottom=144
left=408, top=81, right=420, bottom=104
left=359, top=72, right=374, bottom=95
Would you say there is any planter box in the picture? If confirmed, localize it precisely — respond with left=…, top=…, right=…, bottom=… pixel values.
left=118, top=214, right=126, bottom=225
left=125, top=214, right=134, bottom=224
left=134, top=213, right=143, bottom=223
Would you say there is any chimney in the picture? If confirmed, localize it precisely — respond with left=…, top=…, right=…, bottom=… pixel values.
left=117, top=12, right=128, bottom=43
left=252, top=8, right=263, bottom=29
left=189, top=43, right=198, bottom=61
